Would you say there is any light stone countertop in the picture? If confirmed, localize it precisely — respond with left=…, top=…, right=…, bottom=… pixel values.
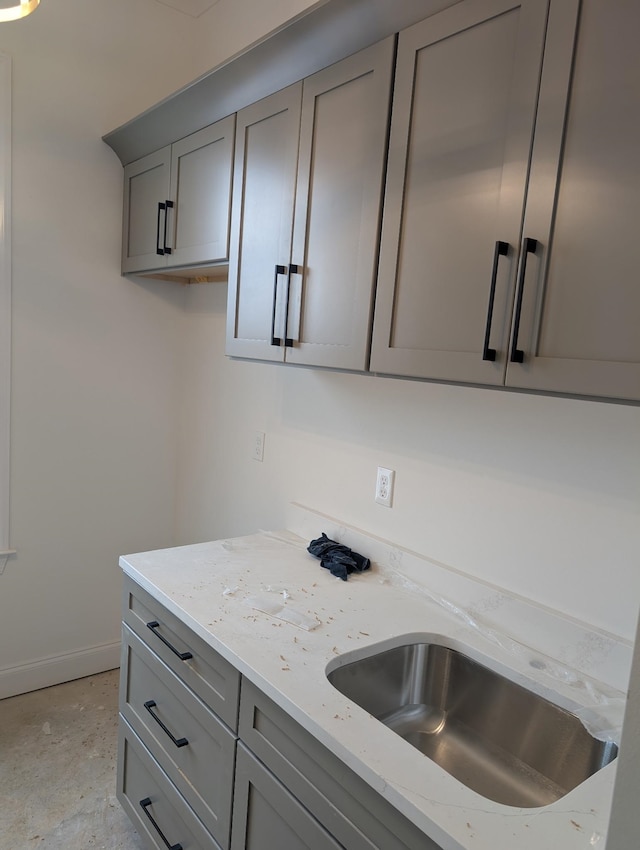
left=120, top=527, right=620, bottom=850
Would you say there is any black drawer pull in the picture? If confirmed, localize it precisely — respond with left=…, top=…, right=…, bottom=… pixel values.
left=284, top=264, right=300, bottom=347
left=144, top=700, right=189, bottom=748
left=140, top=797, right=183, bottom=850
left=156, top=203, right=165, bottom=256
left=510, top=237, right=538, bottom=363
left=163, top=200, right=174, bottom=255
left=271, top=264, right=287, bottom=345
left=482, top=240, right=509, bottom=361
left=146, top=621, right=193, bottom=661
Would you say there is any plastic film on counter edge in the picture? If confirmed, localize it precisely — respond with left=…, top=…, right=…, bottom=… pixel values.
left=382, top=566, right=626, bottom=745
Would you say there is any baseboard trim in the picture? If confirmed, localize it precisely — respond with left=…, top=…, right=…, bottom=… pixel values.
left=0, top=641, right=121, bottom=700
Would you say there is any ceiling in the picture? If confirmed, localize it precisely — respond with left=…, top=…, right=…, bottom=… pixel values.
left=153, top=0, right=221, bottom=17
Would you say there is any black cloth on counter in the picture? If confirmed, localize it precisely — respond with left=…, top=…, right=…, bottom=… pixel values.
left=307, top=533, right=371, bottom=581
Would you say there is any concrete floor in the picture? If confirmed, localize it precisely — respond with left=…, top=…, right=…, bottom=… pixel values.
left=0, top=670, right=145, bottom=850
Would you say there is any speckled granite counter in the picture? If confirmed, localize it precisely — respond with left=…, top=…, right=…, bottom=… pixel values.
left=120, top=511, right=626, bottom=850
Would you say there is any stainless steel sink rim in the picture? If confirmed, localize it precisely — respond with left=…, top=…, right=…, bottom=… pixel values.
left=326, top=638, right=618, bottom=808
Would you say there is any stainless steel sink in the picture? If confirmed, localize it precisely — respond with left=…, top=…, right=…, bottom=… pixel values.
left=327, top=641, right=617, bottom=808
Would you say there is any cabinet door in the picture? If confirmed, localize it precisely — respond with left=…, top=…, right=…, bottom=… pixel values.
left=226, top=85, right=302, bottom=361
left=231, top=745, right=342, bottom=850
left=370, top=0, right=549, bottom=384
left=505, top=0, right=640, bottom=401
left=169, top=116, right=235, bottom=269
left=285, top=36, right=395, bottom=370
left=122, top=146, right=171, bottom=274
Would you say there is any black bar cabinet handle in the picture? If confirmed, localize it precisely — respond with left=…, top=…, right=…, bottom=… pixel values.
left=510, top=237, right=538, bottom=363
left=144, top=700, right=189, bottom=748
left=482, top=241, right=509, bottom=361
left=163, top=200, right=173, bottom=255
left=284, top=264, right=300, bottom=348
left=139, top=798, right=183, bottom=850
left=156, top=203, right=165, bottom=256
left=271, top=264, right=287, bottom=346
left=146, top=621, right=193, bottom=661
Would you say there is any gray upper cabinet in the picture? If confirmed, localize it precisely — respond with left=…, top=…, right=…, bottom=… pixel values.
left=226, top=37, right=395, bottom=370
left=122, top=115, right=235, bottom=275
left=117, top=0, right=639, bottom=401
left=122, top=146, right=171, bottom=275
left=226, top=85, right=303, bottom=362
left=372, top=0, right=640, bottom=402
left=504, top=0, right=640, bottom=401
left=370, top=0, right=550, bottom=385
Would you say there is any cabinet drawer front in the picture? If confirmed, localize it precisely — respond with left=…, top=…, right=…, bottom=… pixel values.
left=231, top=744, right=341, bottom=850
left=117, top=718, right=222, bottom=850
left=123, top=575, right=240, bottom=730
left=121, top=625, right=236, bottom=847
left=239, top=680, right=436, bottom=850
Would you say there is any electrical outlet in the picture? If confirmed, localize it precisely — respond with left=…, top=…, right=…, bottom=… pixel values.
left=253, top=431, right=265, bottom=462
left=375, top=467, right=395, bottom=507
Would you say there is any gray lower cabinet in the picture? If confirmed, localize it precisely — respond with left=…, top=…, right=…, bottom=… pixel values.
left=118, top=719, right=223, bottom=850
left=120, top=625, right=236, bottom=844
left=231, top=745, right=342, bottom=850
left=226, top=36, right=394, bottom=371
left=118, top=577, right=240, bottom=850
left=122, top=115, right=235, bottom=275
left=371, top=0, right=640, bottom=402
left=238, top=679, right=436, bottom=850
left=118, top=576, right=440, bottom=850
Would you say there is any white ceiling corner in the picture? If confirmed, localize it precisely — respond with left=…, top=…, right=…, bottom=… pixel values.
left=153, top=0, right=221, bottom=18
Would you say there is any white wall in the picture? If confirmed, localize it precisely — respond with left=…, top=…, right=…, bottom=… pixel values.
left=192, top=0, right=329, bottom=76
left=175, top=289, right=640, bottom=643
left=0, top=0, right=203, bottom=696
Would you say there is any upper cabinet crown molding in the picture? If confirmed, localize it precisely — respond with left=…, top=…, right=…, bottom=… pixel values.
left=102, top=0, right=460, bottom=166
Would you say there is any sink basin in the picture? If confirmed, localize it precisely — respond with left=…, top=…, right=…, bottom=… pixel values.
left=327, top=641, right=617, bottom=808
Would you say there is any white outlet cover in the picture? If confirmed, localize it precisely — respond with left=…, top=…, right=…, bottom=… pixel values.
left=375, top=467, right=395, bottom=507
left=253, top=431, right=265, bottom=462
